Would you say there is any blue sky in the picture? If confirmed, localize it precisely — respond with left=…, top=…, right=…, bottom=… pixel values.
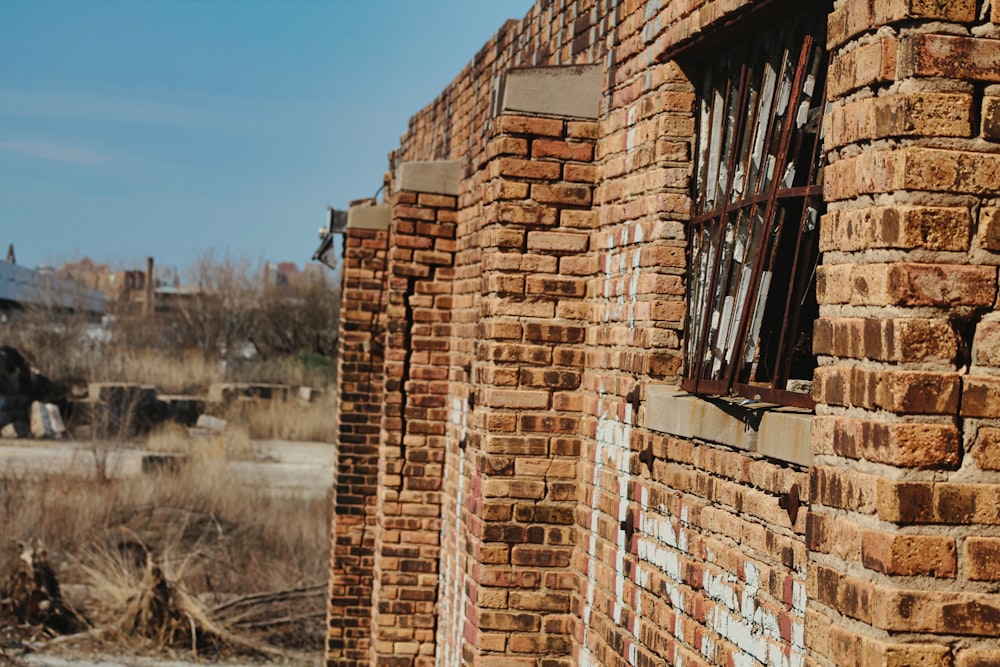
left=0, top=0, right=532, bottom=272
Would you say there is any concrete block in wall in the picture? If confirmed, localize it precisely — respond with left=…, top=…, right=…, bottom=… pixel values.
left=643, top=385, right=755, bottom=450
left=347, top=203, right=391, bottom=230
left=499, top=64, right=602, bottom=119
left=396, top=160, right=462, bottom=196
left=758, top=409, right=813, bottom=467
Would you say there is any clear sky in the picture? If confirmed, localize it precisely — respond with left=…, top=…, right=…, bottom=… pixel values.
left=0, top=0, right=533, bottom=272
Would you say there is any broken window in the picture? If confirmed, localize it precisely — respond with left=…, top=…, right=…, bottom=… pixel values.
left=683, top=11, right=827, bottom=409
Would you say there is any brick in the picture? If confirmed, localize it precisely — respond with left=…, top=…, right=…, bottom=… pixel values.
left=524, top=275, right=586, bottom=297
left=812, top=317, right=958, bottom=363
left=878, top=0, right=977, bottom=22
left=809, top=465, right=878, bottom=513
left=825, top=148, right=1000, bottom=200
left=416, top=193, right=457, bottom=208
left=479, top=388, right=550, bottom=410
left=961, top=376, right=1000, bottom=418
left=984, top=97, right=1000, bottom=141
left=482, top=479, right=545, bottom=500
left=485, top=179, right=531, bottom=201
left=979, top=207, right=1000, bottom=251
left=566, top=120, right=598, bottom=139
left=896, top=148, right=1000, bottom=195
left=819, top=262, right=996, bottom=308
left=860, top=638, right=954, bottom=667
left=826, top=92, right=973, bottom=148
left=966, top=538, right=1000, bottom=581
left=901, top=34, right=1000, bottom=83
left=957, top=649, right=1000, bottom=666
left=530, top=183, right=592, bottom=206
left=508, top=591, right=571, bottom=612
left=531, top=138, right=594, bottom=161
left=876, top=369, right=961, bottom=414
left=482, top=274, right=525, bottom=296
left=827, top=38, right=898, bottom=99
left=492, top=157, right=562, bottom=181
left=813, top=365, right=960, bottom=414
left=559, top=209, right=598, bottom=229
left=861, top=530, right=956, bottom=577
left=819, top=415, right=960, bottom=467
left=479, top=227, right=525, bottom=250
left=496, top=203, right=558, bottom=226
left=523, top=323, right=585, bottom=344
left=875, top=589, right=1000, bottom=635
left=476, top=611, right=540, bottom=632
left=972, top=427, right=1000, bottom=470
left=487, top=135, right=529, bottom=158
left=973, top=316, right=1000, bottom=367
left=510, top=546, right=571, bottom=567
left=878, top=479, right=1000, bottom=524
left=496, top=115, right=564, bottom=137
left=563, top=163, right=597, bottom=183
left=525, top=231, right=588, bottom=253
left=820, top=206, right=972, bottom=253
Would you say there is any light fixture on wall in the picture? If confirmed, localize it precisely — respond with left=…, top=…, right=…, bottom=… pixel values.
left=312, top=207, right=347, bottom=270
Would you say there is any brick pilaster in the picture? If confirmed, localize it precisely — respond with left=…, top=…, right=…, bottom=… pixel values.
left=327, top=212, right=390, bottom=667
left=371, top=183, right=458, bottom=667
left=809, top=1, right=1000, bottom=663
left=458, top=112, right=597, bottom=666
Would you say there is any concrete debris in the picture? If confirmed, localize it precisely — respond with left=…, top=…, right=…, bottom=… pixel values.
left=196, top=414, right=228, bottom=431
left=1, top=421, right=29, bottom=439
left=30, top=401, right=65, bottom=439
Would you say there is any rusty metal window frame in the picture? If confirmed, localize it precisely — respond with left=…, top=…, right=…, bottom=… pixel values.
left=683, top=11, right=827, bottom=410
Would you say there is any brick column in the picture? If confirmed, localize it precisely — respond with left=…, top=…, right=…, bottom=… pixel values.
left=370, top=162, right=459, bottom=667
left=461, top=103, right=598, bottom=664
left=809, top=1, right=1000, bottom=663
left=327, top=202, right=391, bottom=667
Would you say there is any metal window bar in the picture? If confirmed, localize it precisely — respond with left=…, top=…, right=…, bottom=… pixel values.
left=682, top=12, right=827, bottom=409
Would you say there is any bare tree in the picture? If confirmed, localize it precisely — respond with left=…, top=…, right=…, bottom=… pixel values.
left=251, top=276, right=340, bottom=359
left=168, top=250, right=259, bottom=363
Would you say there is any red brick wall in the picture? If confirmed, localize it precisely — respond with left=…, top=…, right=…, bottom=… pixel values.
left=328, top=223, right=389, bottom=666
left=327, top=0, right=1000, bottom=665
left=809, top=0, right=1000, bottom=664
left=370, top=191, right=458, bottom=666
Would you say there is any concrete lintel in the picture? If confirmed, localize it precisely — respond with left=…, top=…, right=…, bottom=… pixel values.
left=347, top=203, right=391, bottom=230
left=499, top=64, right=602, bottom=119
left=396, top=160, right=462, bottom=196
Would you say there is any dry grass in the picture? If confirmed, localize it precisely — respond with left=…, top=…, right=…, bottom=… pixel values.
left=147, top=422, right=256, bottom=461
left=93, top=350, right=226, bottom=395
left=0, top=456, right=330, bottom=656
left=219, top=393, right=338, bottom=443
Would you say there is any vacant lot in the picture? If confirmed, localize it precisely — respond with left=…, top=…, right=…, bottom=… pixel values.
left=0, top=432, right=334, bottom=666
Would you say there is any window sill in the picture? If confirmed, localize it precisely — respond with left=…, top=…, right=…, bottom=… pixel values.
left=643, top=384, right=813, bottom=467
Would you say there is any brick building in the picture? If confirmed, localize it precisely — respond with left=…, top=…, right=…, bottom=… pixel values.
left=326, top=0, right=1000, bottom=665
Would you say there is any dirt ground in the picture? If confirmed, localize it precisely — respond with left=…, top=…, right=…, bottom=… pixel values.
left=21, top=652, right=320, bottom=667
left=0, top=438, right=335, bottom=498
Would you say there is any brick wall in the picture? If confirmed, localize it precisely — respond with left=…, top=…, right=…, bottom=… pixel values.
left=809, top=0, right=1000, bottom=664
left=326, top=0, right=1000, bottom=665
left=328, top=217, right=389, bottom=666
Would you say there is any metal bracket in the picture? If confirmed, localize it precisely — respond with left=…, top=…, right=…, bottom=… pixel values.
left=625, top=385, right=641, bottom=413
left=777, top=483, right=801, bottom=524
left=640, top=441, right=655, bottom=473
left=620, top=510, right=635, bottom=545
